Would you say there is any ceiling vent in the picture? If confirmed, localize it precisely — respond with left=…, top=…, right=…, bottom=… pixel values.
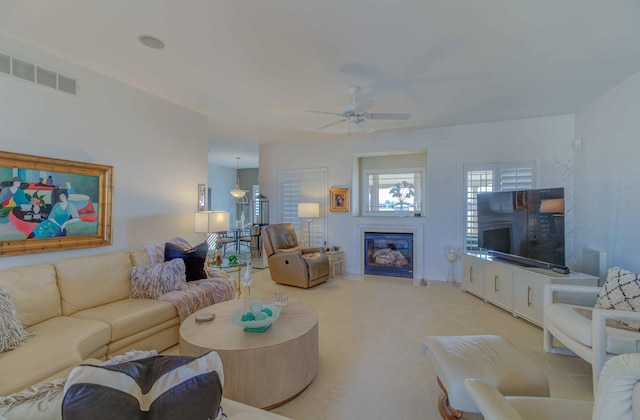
left=0, top=50, right=79, bottom=96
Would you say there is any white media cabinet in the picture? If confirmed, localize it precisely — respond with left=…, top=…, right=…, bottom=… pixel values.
left=462, top=253, right=599, bottom=327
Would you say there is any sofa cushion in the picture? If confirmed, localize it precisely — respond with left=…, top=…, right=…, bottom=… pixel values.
left=71, top=298, right=177, bottom=342
left=0, top=287, right=34, bottom=355
left=596, top=267, right=640, bottom=330
left=164, top=241, right=209, bottom=282
left=56, top=252, right=133, bottom=316
left=129, top=250, right=151, bottom=268
left=0, top=263, right=61, bottom=327
left=130, top=259, right=187, bottom=299
left=0, top=316, right=110, bottom=396
left=62, top=351, right=224, bottom=420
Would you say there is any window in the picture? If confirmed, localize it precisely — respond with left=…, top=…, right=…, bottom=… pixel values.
left=279, top=168, right=327, bottom=247
left=356, top=151, right=427, bottom=217
left=363, top=168, right=423, bottom=215
left=464, top=161, right=535, bottom=250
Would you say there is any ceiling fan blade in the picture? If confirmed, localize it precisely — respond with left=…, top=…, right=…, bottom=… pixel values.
left=366, top=112, right=411, bottom=121
left=316, top=119, right=347, bottom=130
left=306, top=110, right=344, bottom=117
left=357, top=120, right=375, bottom=134
left=355, top=97, right=375, bottom=113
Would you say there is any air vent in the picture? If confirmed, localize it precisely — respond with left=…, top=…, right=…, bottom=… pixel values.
left=0, top=50, right=80, bottom=96
left=12, top=58, right=35, bottom=82
left=0, top=53, right=10, bottom=75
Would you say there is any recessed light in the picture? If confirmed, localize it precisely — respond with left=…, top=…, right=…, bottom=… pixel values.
left=138, top=35, right=166, bottom=50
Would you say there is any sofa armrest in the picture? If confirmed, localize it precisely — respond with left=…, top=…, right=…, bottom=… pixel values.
left=301, top=247, right=324, bottom=254
left=463, top=379, right=525, bottom=420
left=544, top=283, right=602, bottom=305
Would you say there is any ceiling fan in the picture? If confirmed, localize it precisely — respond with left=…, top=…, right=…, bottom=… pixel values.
left=306, top=86, right=411, bottom=134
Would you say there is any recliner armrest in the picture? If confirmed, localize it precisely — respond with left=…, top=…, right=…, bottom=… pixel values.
left=301, top=247, right=325, bottom=254
left=593, top=353, right=640, bottom=419
left=463, top=379, right=525, bottom=420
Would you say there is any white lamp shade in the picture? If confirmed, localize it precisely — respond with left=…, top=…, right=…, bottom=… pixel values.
left=194, top=211, right=230, bottom=233
left=539, top=198, right=564, bottom=214
left=298, top=202, right=320, bottom=218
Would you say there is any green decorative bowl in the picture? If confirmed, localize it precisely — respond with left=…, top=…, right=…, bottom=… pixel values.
left=232, top=304, right=282, bottom=332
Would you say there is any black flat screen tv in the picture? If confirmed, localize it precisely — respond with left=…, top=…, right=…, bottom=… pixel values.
left=477, top=187, right=565, bottom=269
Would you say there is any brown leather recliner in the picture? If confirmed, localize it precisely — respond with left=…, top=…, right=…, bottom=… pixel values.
left=262, top=223, right=330, bottom=288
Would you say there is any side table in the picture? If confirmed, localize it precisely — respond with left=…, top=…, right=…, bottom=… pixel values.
left=209, top=262, right=246, bottom=299
left=326, top=251, right=344, bottom=277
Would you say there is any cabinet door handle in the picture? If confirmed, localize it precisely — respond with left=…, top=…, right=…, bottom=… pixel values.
left=470, top=266, right=473, bottom=282
left=494, top=275, right=498, bottom=292
left=527, top=286, right=532, bottom=307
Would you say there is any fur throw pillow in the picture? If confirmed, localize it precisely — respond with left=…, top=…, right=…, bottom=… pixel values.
left=0, top=286, right=35, bottom=355
left=130, top=259, right=187, bottom=299
left=595, top=267, right=640, bottom=331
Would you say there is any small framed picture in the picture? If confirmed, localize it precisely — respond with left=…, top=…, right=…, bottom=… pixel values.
left=329, top=188, right=350, bottom=212
left=198, top=184, right=206, bottom=211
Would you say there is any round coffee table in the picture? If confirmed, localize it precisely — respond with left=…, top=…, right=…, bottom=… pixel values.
left=179, top=299, right=319, bottom=409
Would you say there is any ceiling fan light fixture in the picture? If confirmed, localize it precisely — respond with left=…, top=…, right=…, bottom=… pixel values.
left=306, top=86, right=410, bottom=134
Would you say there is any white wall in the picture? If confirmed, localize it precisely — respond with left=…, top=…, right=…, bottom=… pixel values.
left=574, top=69, right=640, bottom=273
left=260, top=115, right=576, bottom=281
left=207, top=163, right=237, bottom=214
left=0, top=36, right=210, bottom=269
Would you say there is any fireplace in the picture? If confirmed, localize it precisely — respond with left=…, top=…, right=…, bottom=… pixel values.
left=364, top=232, right=414, bottom=278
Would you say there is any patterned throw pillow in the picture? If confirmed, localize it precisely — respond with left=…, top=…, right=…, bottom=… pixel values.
left=62, top=351, right=224, bottom=420
left=0, top=286, right=35, bottom=354
left=164, top=241, right=209, bottom=281
left=130, top=259, right=187, bottom=299
left=595, top=267, right=640, bottom=331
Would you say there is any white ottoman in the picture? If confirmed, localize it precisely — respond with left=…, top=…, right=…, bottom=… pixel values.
left=421, top=335, right=549, bottom=419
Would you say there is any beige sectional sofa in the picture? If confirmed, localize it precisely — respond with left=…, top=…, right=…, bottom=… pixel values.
left=0, top=249, right=290, bottom=419
left=0, top=251, right=182, bottom=396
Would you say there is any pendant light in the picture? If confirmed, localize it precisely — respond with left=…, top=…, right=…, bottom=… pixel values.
left=229, top=157, right=248, bottom=198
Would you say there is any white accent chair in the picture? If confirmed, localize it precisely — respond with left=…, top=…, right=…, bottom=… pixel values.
left=464, top=352, right=640, bottom=420
left=543, top=283, right=640, bottom=390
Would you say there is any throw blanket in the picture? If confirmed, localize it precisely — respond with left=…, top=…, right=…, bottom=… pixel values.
left=573, top=307, right=639, bottom=332
left=159, top=275, right=235, bottom=322
left=144, top=238, right=236, bottom=321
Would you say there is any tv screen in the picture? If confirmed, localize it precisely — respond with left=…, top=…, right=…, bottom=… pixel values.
left=482, top=227, right=511, bottom=254
left=477, top=188, right=565, bottom=268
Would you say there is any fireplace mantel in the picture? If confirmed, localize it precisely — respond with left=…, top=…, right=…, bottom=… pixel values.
left=357, top=224, right=424, bottom=285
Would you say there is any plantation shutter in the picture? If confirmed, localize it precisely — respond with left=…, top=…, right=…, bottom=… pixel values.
left=464, top=161, right=536, bottom=250
left=279, top=168, right=327, bottom=247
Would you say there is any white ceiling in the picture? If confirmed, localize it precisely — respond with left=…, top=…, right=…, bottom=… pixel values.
left=1, top=1, right=639, bottom=168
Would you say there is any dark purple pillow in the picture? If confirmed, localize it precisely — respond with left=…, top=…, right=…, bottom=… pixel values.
left=164, top=241, right=208, bottom=281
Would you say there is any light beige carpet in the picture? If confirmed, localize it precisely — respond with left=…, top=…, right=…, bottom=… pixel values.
left=172, top=269, right=594, bottom=419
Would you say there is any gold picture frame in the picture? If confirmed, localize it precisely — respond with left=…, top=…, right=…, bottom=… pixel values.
left=329, top=188, right=349, bottom=212
left=0, top=151, right=113, bottom=256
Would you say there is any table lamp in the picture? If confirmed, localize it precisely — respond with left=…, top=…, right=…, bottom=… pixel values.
left=194, top=211, right=230, bottom=264
left=297, top=203, right=319, bottom=247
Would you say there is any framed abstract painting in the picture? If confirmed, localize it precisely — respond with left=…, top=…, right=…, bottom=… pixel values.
left=329, top=188, right=349, bottom=212
left=0, top=151, right=113, bottom=256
